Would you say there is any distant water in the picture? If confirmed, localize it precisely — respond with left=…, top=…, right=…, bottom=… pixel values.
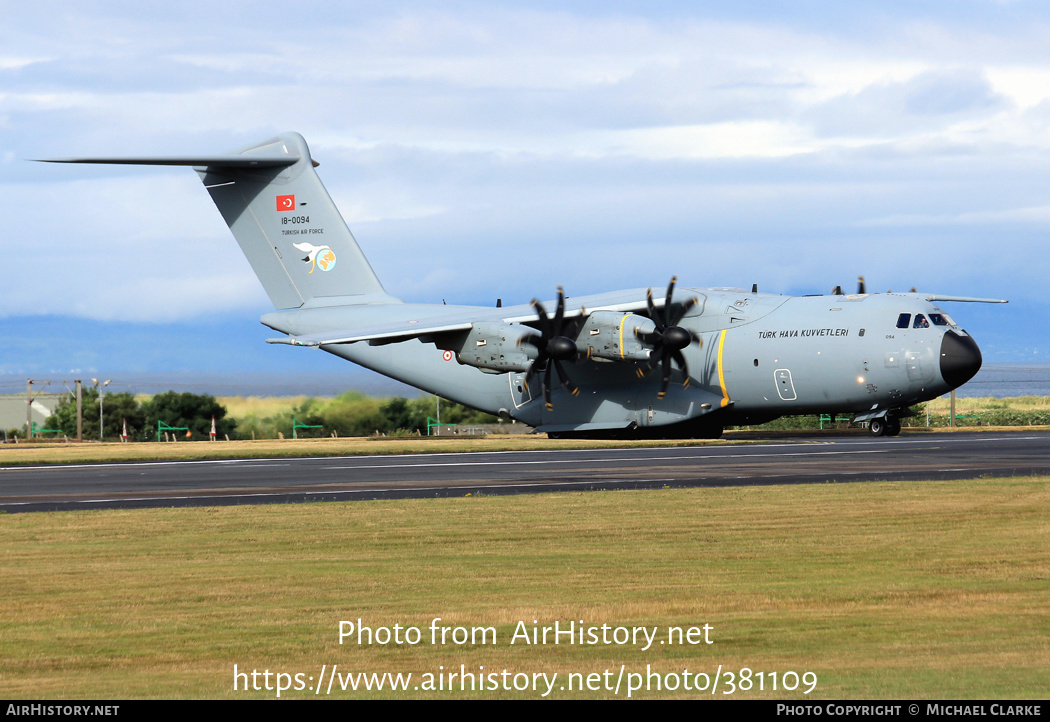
left=10, top=365, right=1049, bottom=400
left=74, top=371, right=420, bottom=398
left=957, top=364, right=1050, bottom=398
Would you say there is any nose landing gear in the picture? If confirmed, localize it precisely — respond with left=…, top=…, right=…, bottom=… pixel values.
left=869, top=416, right=901, bottom=437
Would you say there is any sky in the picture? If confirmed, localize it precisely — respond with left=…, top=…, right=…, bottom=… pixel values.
left=2, top=1, right=1048, bottom=394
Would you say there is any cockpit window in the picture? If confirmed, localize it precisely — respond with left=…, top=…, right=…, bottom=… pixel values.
left=913, top=314, right=929, bottom=328
left=896, top=313, right=911, bottom=329
left=928, top=313, right=956, bottom=327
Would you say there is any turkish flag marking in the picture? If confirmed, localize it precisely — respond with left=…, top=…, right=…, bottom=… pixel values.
left=276, top=194, right=296, bottom=211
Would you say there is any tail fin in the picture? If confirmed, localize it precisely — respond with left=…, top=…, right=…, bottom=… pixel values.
left=198, top=133, right=395, bottom=308
left=42, top=132, right=397, bottom=309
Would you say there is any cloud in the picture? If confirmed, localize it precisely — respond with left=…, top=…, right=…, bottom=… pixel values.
left=806, top=69, right=1010, bottom=140
left=0, top=1, right=1045, bottom=361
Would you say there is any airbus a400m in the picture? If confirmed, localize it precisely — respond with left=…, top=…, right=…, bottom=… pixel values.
left=45, top=133, right=1005, bottom=438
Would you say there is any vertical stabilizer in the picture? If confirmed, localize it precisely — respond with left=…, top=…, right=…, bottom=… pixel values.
left=42, top=132, right=398, bottom=309
left=197, top=133, right=395, bottom=308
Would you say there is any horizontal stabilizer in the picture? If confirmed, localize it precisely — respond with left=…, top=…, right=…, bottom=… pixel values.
left=38, top=155, right=299, bottom=168
left=40, top=132, right=387, bottom=310
left=267, top=318, right=475, bottom=347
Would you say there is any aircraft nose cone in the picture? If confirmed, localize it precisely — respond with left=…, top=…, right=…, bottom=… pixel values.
left=940, top=330, right=982, bottom=389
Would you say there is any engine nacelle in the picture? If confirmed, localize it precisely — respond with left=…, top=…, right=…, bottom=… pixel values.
left=577, top=312, right=655, bottom=362
left=455, top=322, right=535, bottom=373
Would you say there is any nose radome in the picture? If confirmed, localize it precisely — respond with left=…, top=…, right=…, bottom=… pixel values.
left=940, top=330, right=982, bottom=389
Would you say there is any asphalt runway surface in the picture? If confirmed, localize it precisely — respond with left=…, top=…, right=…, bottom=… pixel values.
left=2, top=430, right=1048, bottom=513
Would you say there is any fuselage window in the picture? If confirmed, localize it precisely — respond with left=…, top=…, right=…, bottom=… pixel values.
left=913, top=314, right=929, bottom=328
left=896, top=313, right=911, bottom=329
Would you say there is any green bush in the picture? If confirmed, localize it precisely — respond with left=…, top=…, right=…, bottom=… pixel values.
left=142, top=391, right=235, bottom=441
left=229, top=393, right=497, bottom=439
left=44, top=389, right=148, bottom=440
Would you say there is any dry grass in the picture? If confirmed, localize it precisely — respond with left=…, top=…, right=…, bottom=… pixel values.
left=1, top=476, right=1047, bottom=699
left=216, top=395, right=318, bottom=419
left=0, top=435, right=739, bottom=466
left=926, top=395, right=1050, bottom=413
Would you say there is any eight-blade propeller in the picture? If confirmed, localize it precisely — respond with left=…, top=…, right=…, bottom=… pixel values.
left=518, top=286, right=581, bottom=410
left=635, top=276, right=699, bottom=398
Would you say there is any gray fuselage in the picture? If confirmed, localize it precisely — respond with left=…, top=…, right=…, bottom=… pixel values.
left=264, top=288, right=978, bottom=432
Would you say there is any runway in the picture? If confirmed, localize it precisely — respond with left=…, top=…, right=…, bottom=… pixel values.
left=2, top=430, right=1048, bottom=513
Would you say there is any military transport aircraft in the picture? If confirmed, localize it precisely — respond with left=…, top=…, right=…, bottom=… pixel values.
left=44, top=132, right=1006, bottom=438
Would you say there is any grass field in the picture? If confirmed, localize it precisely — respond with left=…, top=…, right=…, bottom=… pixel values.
left=2, top=476, right=1047, bottom=699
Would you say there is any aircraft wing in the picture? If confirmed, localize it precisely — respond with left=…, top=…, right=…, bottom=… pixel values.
left=497, top=287, right=682, bottom=324
left=265, top=288, right=683, bottom=347
left=919, top=294, right=1008, bottom=304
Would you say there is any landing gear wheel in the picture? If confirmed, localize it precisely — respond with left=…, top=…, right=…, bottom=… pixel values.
left=885, top=418, right=901, bottom=437
left=869, top=418, right=886, bottom=437
left=694, top=424, right=724, bottom=440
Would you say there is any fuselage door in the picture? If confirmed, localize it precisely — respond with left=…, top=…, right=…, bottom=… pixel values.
left=905, top=351, right=923, bottom=381
left=774, top=368, right=797, bottom=401
left=509, top=371, right=533, bottom=409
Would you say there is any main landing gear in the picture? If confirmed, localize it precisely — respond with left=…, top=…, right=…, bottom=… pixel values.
left=868, top=416, right=901, bottom=437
